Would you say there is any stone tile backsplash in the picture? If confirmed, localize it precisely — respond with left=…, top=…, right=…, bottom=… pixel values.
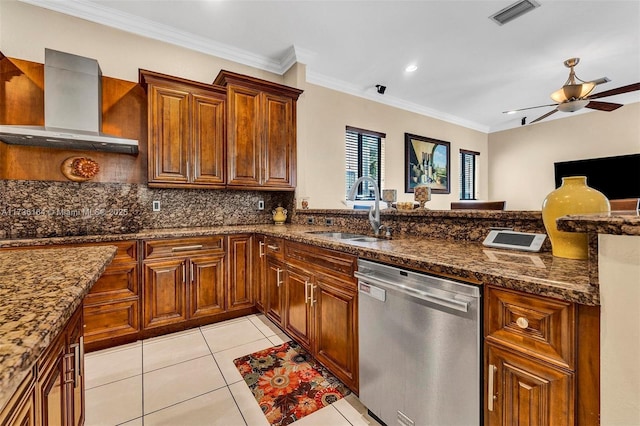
left=0, top=180, right=293, bottom=239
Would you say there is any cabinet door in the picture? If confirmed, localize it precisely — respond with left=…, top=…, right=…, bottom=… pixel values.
left=147, top=84, right=190, bottom=184
left=65, top=309, right=84, bottom=426
left=265, top=257, right=285, bottom=325
left=191, top=92, right=226, bottom=186
left=314, top=274, right=358, bottom=391
left=143, top=258, right=187, bottom=329
left=253, top=236, right=267, bottom=312
left=262, top=93, right=295, bottom=188
left=189, top=254, right=226, bottom=319
left=227, top=234, right=254, bottom=311
left=226, top=85, right=261, bottom=187
left=284, top=265, right=313, bottom=350
left=0, top=370, right=36, bottom=426
left=39, top=344, right=66, bottom=426
left=486, top=345, right=574, bottom=426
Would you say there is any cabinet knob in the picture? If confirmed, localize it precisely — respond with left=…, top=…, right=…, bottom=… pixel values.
left=516, top=317, right=529, bottom=329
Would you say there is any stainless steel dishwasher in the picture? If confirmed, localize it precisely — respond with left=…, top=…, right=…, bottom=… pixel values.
left=356, top=259, right=481, bottom=426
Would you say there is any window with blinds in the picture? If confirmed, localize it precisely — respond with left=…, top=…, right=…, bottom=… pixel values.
left=345, top=126, right=386, bottom=200
left=460, top=149, right=479, bottom=200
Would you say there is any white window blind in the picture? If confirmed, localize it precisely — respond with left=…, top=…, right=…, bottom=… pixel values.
left=345, top=126, right=386, bottom=200
left=460, top=149, right=479, bottom=200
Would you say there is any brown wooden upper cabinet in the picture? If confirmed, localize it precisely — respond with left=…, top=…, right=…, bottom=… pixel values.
left=140, top=70, right=226, bottom=188
left=214, top=70, right=303, bottom=191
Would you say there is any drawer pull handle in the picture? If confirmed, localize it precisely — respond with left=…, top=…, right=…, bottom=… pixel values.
left=171, top=245, right=203, bottom=252
left=516, top=317, right=529, bottom=329
left=267, top=244, right=280, bottom=251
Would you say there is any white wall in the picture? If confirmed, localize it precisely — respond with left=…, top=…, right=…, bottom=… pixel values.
left=599, top=234, right=640, bottom=425
left=0, top=0, right=489, bottom=211
left=488, top=104, right=640, bottom=210
left=297, top=83, right=488, bottom=210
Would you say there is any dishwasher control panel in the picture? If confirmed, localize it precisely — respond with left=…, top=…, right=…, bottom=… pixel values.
left=358, top=282, right=386, bottom=302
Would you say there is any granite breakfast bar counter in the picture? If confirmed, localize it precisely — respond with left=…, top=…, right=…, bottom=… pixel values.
left=0, top=223, right=596, bottom=305
left=0, top=246, right=116, bottom=415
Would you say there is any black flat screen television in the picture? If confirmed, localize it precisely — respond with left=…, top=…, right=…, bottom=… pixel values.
left=554, top=153, right=640, bottom=200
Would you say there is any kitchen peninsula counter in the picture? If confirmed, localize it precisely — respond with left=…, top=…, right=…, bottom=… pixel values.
left=0, top=223, right=595, bottom=305
left=0, top=245, right=116, bottom=411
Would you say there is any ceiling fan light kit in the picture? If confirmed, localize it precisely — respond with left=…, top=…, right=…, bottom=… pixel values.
left=557, top=100, right=589, bottom=113
left=506, top=57, right=639, bottom=124
left=550, top=82, right=595, bottom=103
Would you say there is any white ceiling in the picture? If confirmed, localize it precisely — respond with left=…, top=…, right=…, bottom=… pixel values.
left=22, top=0, right=640, bottom=133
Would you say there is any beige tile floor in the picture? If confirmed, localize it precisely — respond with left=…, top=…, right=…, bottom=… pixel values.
left=85, top=314, right=381, bottom=426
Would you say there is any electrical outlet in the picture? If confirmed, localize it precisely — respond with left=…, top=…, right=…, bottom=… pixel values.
left=152, top=201, right=161, bottom=212
left=325, top=218, right=334, bottom=226
left=258, top=200, right=265, bottom=210
left=307, top=217, right=315, bottom=225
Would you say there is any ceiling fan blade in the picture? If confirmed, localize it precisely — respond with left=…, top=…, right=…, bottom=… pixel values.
left=585, top=100, right=623, bottom=111
left=588, top=82, right=640, bottom=99
left=530, top=109, right=558, bottom=124
left=590, top=77, right=611, bottom=86
left=502, top=103, right=557, bottom=113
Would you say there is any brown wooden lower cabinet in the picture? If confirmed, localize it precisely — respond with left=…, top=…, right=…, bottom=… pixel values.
left=143, top=237, right=226, bottom=329
left=313, top=273, right=358, bottom=391
left=0, top=368, right=36, bottom=426
left=279, top=241, right=359, bottom=392
left=484, top=285, right=599, bottom=426
left=253, top=235, right=267, bottom=311
left=284, top=264, right=313, bottom=349
left=83, top=241, right=140, bottom=350
left=0, top=304, right=86, bottom=426
left=486, top=345, right=574, bottom=425
left=227, top=234, right=254, bottom=311
left=265, top=255, right=285, bottom=326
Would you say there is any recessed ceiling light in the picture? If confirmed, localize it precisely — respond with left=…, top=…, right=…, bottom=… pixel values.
left=506, top=110, right=517, bottom=115
left=405, top=65, right=418, bottom=73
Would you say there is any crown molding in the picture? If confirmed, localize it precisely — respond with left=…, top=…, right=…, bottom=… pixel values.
left=19, top=0, right=285, bottom=73
left=306, top=71, right=490, bottom=133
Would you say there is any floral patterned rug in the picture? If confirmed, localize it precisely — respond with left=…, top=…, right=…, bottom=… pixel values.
left=233, top=341, right=351, bottom=426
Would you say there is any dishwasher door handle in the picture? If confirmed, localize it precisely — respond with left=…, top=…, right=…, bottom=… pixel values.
left=354, top=271, right=469, bottom=312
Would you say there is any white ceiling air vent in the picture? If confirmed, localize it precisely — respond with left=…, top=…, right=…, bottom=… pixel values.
left=490, top=0, right=541, bottom=25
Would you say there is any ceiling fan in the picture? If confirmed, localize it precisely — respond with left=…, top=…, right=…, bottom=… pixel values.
left=505, top=57, right=640, bottom=124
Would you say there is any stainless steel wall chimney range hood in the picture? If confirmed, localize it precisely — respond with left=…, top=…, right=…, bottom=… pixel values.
left=0, top=49, right=138, bottom=154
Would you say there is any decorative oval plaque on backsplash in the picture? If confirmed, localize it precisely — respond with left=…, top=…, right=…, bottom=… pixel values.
left=61, top=157, right=100, bottom=182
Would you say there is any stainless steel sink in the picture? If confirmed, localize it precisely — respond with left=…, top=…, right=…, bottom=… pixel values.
left=306, top=231, right=369, bottom=239
left=306, top=231, right=381, bottom=242
left=349, top=237, right=380, bottom=242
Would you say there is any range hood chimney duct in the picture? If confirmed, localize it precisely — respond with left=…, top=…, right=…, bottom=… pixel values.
left=0, top=49, right=139, bottom=154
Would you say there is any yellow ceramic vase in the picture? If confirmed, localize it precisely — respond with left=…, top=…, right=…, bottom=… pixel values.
left=542, top=176, right=610, bottom=259
left=272, top=207, right=287, bottom=225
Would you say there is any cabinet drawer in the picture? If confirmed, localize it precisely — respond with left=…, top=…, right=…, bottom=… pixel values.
left=84, top=299, right=140, bottom=344
left=98, top=241, right=137, bottom=263
left=143, top=236, right=225, bottom=259
left=85, top=263, right=139, bottom=304
left=486, top=286, right=575, bottom=369
left=265, top=237, right=284, bottom=260
left=285, top=242, right=357, bottom=282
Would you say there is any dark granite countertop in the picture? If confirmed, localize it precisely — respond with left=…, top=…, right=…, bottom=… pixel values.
left=0, top=246, right=116, bottom=411
left=1, top=224, right=595, bottom=305
left=558, top=211, right=640, bottom=236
